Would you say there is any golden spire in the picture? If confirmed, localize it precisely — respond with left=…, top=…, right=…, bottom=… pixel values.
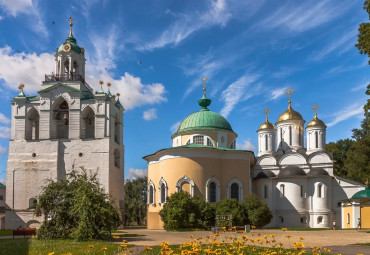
left=311, top=103, right=320, bottom=119
left=69, top=17, right=74, bottom=37
left=18, top=83, right=25, bottom=91
left=263, top=107, right=271, bottom=122
left=202, top=77, right=207, bottom=93
left=284, top=87, right=295, bottom=105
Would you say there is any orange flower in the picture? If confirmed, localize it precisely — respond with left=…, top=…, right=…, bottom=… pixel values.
left=88, top=245, right=94, bottom=248
left=101, top=247, right=107, bottom=251
left=144, top=246, right=153, bottom=250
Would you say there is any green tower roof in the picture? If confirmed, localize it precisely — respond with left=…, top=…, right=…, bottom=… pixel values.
left=57, top=17, right=82, bottom=54
left=351, top=185, right=370, bottom=199
left=175, top=81, right=233, bottom=135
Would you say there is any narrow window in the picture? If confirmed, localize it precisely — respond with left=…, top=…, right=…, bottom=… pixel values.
left=289, top=126, right=292, bottom=145
left=347, top=213, right=350, bottom=224
left=299, top=127, right=301, bottom=146
left=114, top=149, right=120, bottom=168
left=0, top=195, right=3, bottom=201
left=149, top=186, right=154, bottom=204
left=193, top=135, right=204, bottom=145
left=160, top=183, right=166, bottom=203
left=280, top=184, right=285, bottom=198
left=317, top=216, right=323, bottom=224
left=231, top=183, right=239, bottom=201
left=115, top=114, right=120, bottom=144
left=315, top=131, right=318, bottom=148
left=280, top=216, right=284, bottom=223
left=209, top=182, right=216, bottom=202
left=318, top=184, right=322, bottom=198
left=300, top=185, right=303, bottom=197
left=264, top=185, right=268, bottom=199
left=207, top=138, right=214, bottom=147
left=280, top=128, right=283, bottom=145
left=265, top=134, right=268, bottom=151
left=29, top=198, right=37, bottom=209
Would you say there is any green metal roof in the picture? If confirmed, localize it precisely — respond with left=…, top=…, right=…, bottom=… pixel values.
left=58, top=36, right=82, bottom=54
left=38, top=83, right=81, bottom=93
left=352, top=186, right=370, bottom=199
left=175, top=92, right=233, bottom=134
left=0, top=183, right=5, bottom=188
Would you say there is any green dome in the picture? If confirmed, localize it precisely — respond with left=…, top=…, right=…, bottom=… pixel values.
left=351, top=186, right=370, bottom=199
left=175, top=91, right=233, bottom=134
left=58, top=36, right=82, bottom=54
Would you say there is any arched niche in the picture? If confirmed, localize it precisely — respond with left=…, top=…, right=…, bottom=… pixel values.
left=25, top=107, right=40, bottom=140
left=51, top=96, right=69, bottom=139
left=81, top=106, right=95, bottom=139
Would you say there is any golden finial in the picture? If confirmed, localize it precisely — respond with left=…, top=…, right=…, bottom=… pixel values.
left=263, top=107, right=271, bottom=122
left=284, top=87, right=295, bottom=103
left=116, top=93, right=120, bottom=98
left=107, top=82, right=111, bottom=87
left=18, top=83, right=25, bottom=91
left=69, top=17, right=74, bottom=37
left=202, top=77, right=207, bottom=92
left=311, top=103, right=320, bottom=119
left=99, top=80, right=104, bottom=85
left=366, top=177, right=369, bottom=186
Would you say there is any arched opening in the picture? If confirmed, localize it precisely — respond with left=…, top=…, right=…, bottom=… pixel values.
left=280, top=184, right=285, bottom=198
left=64, top=59, right=70, bottom=77
left=81, top=106, right=95, bottom=139
left=206, top=177, right=220, bottom=202
left=318, top=183, right=322, bottom=198
left=51, top=98, right=69, bottom=139
left=265, top=134, right=268, bottom=151
left=231, top=183, right=239, bottom=201
left=29, top=198, right=37, bottom=209
left=114, top=149, right=120, bottom=168
left=176, top=176, right=195, bottom=197
left=114, top=114, right=120, bottom=144
left=209, top=182, right=216, bottom=202
left=315, top=131, right=318, bottom=148
left=159, top=178, right=168, bottom=204
left=193, top=135, right=204, bottom=145
left=73, top=60, right=78, bottom=78
left=148, top=181, right=155, bottom=204
left=317, top=216, right=323, bottom=224
left=25, top=108, right=39, bottom=140
left=289, top=126, right=292, bottom=145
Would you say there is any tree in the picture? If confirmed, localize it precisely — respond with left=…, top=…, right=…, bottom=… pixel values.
left=326, top=139, right=354, bottom=178
left=124, top=177, right=147, bottom=226
left=242, top=194, right=272, bottom=228
left=35, top=169, right=120, bottom=240
left=215, top=199, right=248, bottom=226
left=159, top=192, right=215, bottom=230
left=356, top=0, right=370, bottom=64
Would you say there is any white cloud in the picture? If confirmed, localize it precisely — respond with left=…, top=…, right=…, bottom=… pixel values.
left=0, top=15, right=3, bottom=20
left=0, top=46, right=54, bottom=93
left=0, top=178, right=5, bottom=185
left=0, top=145, right=7, bottom=154
left=220, top=74, right=259, bottom=117
left=0, top=126, right=10, bottom=138
left=270, top=87, right=287, bottom=100
left=138, top=0, right=231, bottom=51
left=237, top=139, right=256, bottom=151
left=0, top=113, right=10, bottom=124
left=0, top=0, right=47, bottom=36
left=143, top=108, right=157, bottom=121
left=170, top=121, right=181, bottom=134
left=272, top=66, right=301, bottom=79
left=126, top=168, right=147, bottom=180
left=351, top=81, right=369, bottom=92
left=327, top=103, right=364, bottom=127
left=256, top=0, right=348, bottom=33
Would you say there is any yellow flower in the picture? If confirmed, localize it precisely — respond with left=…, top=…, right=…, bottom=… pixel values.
left=112, top=235, right=120, bottom=239
left=285, top=234, right=293, bottom=238
left=144, top=247, right=153, bottom=250
left=48, top=253, right=55, bottom=255
left=101, top=247, right=107, bottom=251
left=88, top=244, right=94, bottom=248
left=281, top=228, right=287, bottom=231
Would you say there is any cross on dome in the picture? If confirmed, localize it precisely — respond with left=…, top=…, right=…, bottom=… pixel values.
left=202, top=77, right=207, bottom=93
left=263, top=107, right=271, bottom=121
left=69, top=17, right=74, bottom=37
left=284, top=87, right=295, bottom=103
left=311, top=103, right=320, bottom=117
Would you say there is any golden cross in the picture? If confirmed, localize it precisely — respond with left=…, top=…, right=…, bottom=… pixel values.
left=18, top=83, right=25, bottom=90
left=311, top=103, right=320, bottom=115
left=284, top=87, right=295, bottom=102
left=263, top=107, right=271, bottom=121
left=69, top=17, right=74, bottom=37
left=202, top=77, right=207, bottom=92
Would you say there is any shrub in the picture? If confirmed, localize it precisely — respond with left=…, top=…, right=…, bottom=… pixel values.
left=215, top=199, right=249, bottom=226
left=242, top=194, right=272, bottom=228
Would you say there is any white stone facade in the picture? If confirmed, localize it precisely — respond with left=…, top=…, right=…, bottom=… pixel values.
left=5, top=30, right=124, bottom=229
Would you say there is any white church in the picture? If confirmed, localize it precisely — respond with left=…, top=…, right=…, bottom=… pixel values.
left=5, top=19, right=125, bottom=229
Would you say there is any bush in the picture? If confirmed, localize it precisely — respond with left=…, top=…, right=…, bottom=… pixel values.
left=215, top=199, right=249, bottom=226
left=159, top=192, right=215, bottom=230
left=35, top=169, right=121, bottom=240
left=242, top=194, right=272, bottom=228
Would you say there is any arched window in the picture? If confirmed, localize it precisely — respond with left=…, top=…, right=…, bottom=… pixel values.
left=317, top=216, right=323, bottom=224
left=318, top=183, right=322, bottom=198
left=64, top=59, right=69, bottom=76
left=347, top=213, right=350, bottom=225
left=148, top=181, right=155, bottom=204
left=300, top=185, right=304, bottom=198
left=176, top=176, right=195, bottom=197
left=315, top=131, right=318, bottom=148
left=299, top=127, right=302, bottom=146
left=29, top=198, right=37, bottom=209
left=159, top=178, right=168, bottom=204
left=73, top=60, right=78, bottom=76
left=265, top=134, right=268, bottom=151
left=186, top=135, right=215, bottom=146
left=289, top=126, right=292, bottom=145
left=25, top=108, right=39, bottom=140
left=51, top=98, right=69, bottom=139
left=264, top=185, right=268, bottom=199
left=206, top=177, right=220, bottom=202
left=208, top=138, right=215, bottom=147
left=114, top=149, right=120, bottom=168
left=228, top=179, right=243, bottom=201
left=209, top=182, right=216, bottom=202
left=229, top=140, right=235, bottom=149
left=280, top=184, right=285, bottom=198
left=81, top=106, right=95, bottom=139
left=114, top=114, right=120, bottom=144
left=193, top=135, right=204, bottom=145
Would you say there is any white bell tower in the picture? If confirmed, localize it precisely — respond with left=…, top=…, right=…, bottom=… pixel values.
left=306, top=104, right=326, bottom=154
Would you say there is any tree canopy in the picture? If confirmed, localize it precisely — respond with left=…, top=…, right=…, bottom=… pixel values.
left=356, top=0, right=370, bottom=64
left=35, top=169, right=120, bottom=241
left=123, top=177, right=147, bottom=226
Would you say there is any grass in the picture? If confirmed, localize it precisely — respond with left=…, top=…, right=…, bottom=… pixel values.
left=352, top=243, right=370, bottom=246
left=265, top=228, right=330, bottom=231
left=123, top=225, right=146, bottom=229
left=0, top=238, right=128, bottom=255
left=0, top=230, right=13, bottom=236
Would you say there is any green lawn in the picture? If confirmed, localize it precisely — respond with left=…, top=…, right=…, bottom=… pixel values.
left=0, top=230, right=13, bottom=236
left=0, top=238, right=128, bottom=255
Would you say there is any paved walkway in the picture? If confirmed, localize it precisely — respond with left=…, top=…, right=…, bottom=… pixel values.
left=119, top=229, right=370, bottom=255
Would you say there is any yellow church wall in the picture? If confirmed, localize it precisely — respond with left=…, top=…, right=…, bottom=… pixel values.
left=146, top=150, right=252, bottom=229
left=360, top=206, right=370, bottom=229
left=342, top=206, right=353, bottom=228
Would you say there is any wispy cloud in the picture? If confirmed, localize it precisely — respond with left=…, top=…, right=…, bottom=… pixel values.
left=126, top=168, right=147, bottom=180
left=170, top=121, right=181, bottom=134
left=220, top=73, right=259, bottom=117
left=351, top=81, right=369, bottom=92
left=327, top=103, right=364, bottom=127
left=309, top=30, right=356, bottom=62
left=272, top=66, right=301, bottom=79
left=0, top=126, right=10, bottom=138
left=138, top=0, right=231, bottom=51
left=237, top=139, right=256, bottom=151
left=256, top=0, right=348, bottom=33
left=0, top=145, right=7, bottom=154
left=143, top=108, right=157, bottom=121
left=0, top=113, right=10, bottom=124
left=270, top=87, right=287, bottom=100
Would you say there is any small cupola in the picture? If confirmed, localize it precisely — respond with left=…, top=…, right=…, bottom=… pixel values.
left=306, top=104, right=326, bottom=153
left=257, top=107, right=276, bottom=156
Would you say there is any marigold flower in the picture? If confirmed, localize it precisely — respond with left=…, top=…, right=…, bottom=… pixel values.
left=144, top=246, right=153, bottom=250
left=88, top=245, right=94, bottom=248
left=48, top=253, right=55, bottom=255
left=112, top=235, right=120, bottom=239
left=101, top=247, right=107, bottom=251
left=281, top=228, right=287, bottom=231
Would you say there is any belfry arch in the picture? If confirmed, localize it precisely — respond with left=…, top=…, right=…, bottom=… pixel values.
left=25, top=107, right=39, bottom=140
left=81, top=106, right=95, bottom=139
left=51, top=97, right=69, bottom=139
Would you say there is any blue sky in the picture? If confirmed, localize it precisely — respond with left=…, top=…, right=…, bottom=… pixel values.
left=0, top=0, right=368, bottom=182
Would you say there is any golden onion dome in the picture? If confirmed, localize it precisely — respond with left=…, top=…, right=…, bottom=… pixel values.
left=258, top=117, right=275, bottom=131
left=277, top=101, right=303, bottom=122
left=307, top=113, right=326, bottom=128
